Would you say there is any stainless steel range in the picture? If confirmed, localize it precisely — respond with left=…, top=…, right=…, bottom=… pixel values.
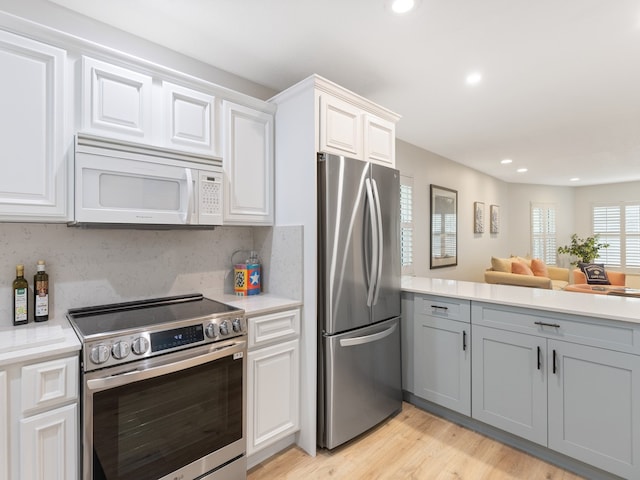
left=67, top=293, right=247, bottom=480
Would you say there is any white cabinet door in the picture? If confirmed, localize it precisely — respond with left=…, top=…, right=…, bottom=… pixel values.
left=318, top=94, right=363, bottom=159
left=20, top=403, right=77, bottom=480
left=471, top=325, right=547, bottom=445
left=163, top=81, right=218, bottom=155
left=548, top=340, right=640, bottom=479
left=247, top=339, right=300, bottom=455
left=222, top=101, right=274, bottom=225
left=414, top=315, right=470, bottom=415
left=364, top=114, right=395, bottom=166
left=0, top=371, right=7, bottom=480
left=81, top=56, right=153, bottom=142
left=0, top=31, right=67, bottom=221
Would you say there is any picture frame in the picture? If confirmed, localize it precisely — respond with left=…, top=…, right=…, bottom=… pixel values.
left=490, top=204, right=500, bottom=234
left=430, top=185, right=457, bottom=269
left=474, top=201, right=484, bottom=234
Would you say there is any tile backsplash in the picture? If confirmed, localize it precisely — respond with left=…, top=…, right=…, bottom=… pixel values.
left=0, top=223, right=255, bottom=327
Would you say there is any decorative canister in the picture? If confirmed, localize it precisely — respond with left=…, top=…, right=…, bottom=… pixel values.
left=234, top=251, right=261, bottom=296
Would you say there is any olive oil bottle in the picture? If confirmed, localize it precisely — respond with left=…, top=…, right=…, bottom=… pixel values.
left=34, top=260, right=49, bottom=322
left=13, top=264, right=28, bottom=325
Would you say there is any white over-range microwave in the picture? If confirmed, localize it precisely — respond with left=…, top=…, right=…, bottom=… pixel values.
left=71, top=134, right=223, bottom=227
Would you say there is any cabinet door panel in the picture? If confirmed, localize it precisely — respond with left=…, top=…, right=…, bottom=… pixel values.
left=20, top=403, right=77, bottom=480
left=319, top=94, right=362, bottom=158
left=472, top=325, right=547, bottom=445
left=82, top=56, right=152, bottom=141
left=163, top=81, right=217, bottom=154
left=0, top=31, right=66, bottom=220
left=21, top=356, right=78, bottom=415
left=0, top=371, right=7, bottom=480
left=548, top=340, right=640, bottom=479
left=223, top=101, right=274, bottom=224
left=365, top=115, right=395, bottom=166
left=414, top=315, right=470, bottom=415
left=247, top=339, right=300, bottom=455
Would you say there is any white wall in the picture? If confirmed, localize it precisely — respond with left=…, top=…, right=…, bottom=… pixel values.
left=396, top=140, right=510, bottom=282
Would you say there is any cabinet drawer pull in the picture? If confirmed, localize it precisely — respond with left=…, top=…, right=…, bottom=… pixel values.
left=462, top=330, right=467, bottom=351
left=534, top=321, right=560, bottom=329
left=537, top=346, right=542, bottom=370
left=431, top=305, right=448, bottom=311
left=552, top=349, right=558, bottom=374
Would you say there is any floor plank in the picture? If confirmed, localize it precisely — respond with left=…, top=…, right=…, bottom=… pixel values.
left=247, top=402, right=584, bottom=480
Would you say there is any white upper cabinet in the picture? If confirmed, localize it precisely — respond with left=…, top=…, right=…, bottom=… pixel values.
left=0, top=30, right=67, bottom=221
left=319, top=94, right=363, bottom=159
left=364, top=114, right=396, bottom=166
left=162, top=81, right=218, bottom=155
left=312, top=77, right=400, bottom=167
left=222, top=101, right=274, bottom=225
left=81, top=56, right=153, bottom=142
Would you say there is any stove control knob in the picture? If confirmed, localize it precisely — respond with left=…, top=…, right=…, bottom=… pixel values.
left=232, top=318, right=243, bottom=333
left=132, top=337, right=149, bottom=355
left=205, top=323, right=219, bottom=338
left=219, top=320, right=229, bottom=336
left=111, top=341, right=131, bottom=360
left=90, top=344, right=110, bottom=365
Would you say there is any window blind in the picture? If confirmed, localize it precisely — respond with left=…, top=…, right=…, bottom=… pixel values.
left=531, top=203, right=557, bottom=264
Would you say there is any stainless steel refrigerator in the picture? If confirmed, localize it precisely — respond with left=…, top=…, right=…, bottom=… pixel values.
left=317, top=152, right=402, bottom=450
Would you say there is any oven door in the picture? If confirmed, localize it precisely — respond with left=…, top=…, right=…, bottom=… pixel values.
left=82, top=339, right=246, bottom=480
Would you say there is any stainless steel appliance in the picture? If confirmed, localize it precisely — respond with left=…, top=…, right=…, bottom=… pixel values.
left=67, top=294, right=247, bottom=480
left=317, top=153, right=402, bottom=449
left=71, top=134, right=223, bottom=227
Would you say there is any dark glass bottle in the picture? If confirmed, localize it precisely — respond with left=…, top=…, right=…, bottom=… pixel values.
left=34, top=260, right=49, bottom=322
left=13, top=264, right=28, bottom=325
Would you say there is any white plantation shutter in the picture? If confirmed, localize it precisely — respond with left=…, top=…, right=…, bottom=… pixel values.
left=400, top=176, right=413, bottom=274
left=592, top=203, right=640, bottom=268
left=531, top=203, right=557, bottom=264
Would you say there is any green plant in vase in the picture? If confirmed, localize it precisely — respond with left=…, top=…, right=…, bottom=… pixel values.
left=557, top=234, right=610, bottom=266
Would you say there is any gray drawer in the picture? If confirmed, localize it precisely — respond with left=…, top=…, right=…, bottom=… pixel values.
left=415, top=294, right=470, bottom=323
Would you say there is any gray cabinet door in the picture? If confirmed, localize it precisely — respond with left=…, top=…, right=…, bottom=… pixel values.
left=414, top=315, right=470, bottom=415
left=548, top=340, right=640, bottom=479
left=471, top=325, right=547, bottom=446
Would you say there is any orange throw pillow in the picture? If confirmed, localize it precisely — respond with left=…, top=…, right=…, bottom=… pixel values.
left=530, top=258, right=549, bottom=277
left=512, top=261, right=534, bottom=276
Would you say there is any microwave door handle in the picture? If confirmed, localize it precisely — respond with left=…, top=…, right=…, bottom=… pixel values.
left=184, top=168, right=194, bottom=224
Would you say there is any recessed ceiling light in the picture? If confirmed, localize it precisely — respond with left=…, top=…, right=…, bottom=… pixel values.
left=389, top=0, right=416, bottom=14
left=517, top=168, right=528, bottom=173
left=466, top=72, right=482, bottom=85
left=501, top=159, right=513, bottom=164
left=570, top=177, right=580, bottom=182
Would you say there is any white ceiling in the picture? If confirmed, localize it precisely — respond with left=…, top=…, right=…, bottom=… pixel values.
left=48, top=0, right=640, bottom=186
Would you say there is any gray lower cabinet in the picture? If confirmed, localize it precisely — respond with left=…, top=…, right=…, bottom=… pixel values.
left=472, top=303, right=640, bottom=479
left=409, top=294, right=471, bottom=415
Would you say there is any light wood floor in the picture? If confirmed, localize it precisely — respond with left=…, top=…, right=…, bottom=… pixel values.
left=247, top=402, right=584, bottom=480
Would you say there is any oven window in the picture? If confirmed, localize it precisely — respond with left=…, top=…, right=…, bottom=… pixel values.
left=92, top=355, right=242, bottom=480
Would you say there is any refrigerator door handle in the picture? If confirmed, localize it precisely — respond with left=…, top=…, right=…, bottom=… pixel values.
left=365, top=178, right=379, bottom=307
left=371, top=178, right=384, bottom=305
left=339, top=323, right=397, bottom=347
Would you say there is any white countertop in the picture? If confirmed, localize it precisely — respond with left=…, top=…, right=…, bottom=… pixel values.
left=215, top=293, right=302, bottom=316
left=0, top=318, right=81, bottom=367
left=402, top=276, right=640, bottom=325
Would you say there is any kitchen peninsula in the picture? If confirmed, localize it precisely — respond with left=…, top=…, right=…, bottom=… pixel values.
left=402, top=276, right=640, bottom=480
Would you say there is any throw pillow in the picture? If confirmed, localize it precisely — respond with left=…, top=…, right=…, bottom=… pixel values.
left=511, top=255, right=532, bottom=267
left=491, top=256, right=513, bottom=273
left=530, top=258, right=549, bottom=278
left=512, top=261, right=534, bottom=276
left=578, top=262, right=610, bottom=285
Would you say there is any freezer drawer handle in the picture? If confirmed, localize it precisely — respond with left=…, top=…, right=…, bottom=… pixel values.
left=339, top=323, right=397, bottom=347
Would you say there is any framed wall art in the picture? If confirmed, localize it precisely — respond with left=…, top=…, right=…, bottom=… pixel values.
left=474, top=201, right=484, bottom=234
left=490, top=204, right=500, bottom=234
left=430, top=185, right=457, bottom=269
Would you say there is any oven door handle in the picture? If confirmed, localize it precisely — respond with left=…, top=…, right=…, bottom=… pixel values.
left=86, top=340, right=245, bottom=391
